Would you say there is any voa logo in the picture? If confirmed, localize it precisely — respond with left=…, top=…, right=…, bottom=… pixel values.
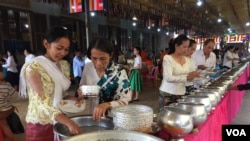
left=226, top=129, right=246, bottom=136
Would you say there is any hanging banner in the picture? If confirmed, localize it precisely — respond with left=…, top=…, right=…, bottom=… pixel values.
left=86, top=0, right=107, bottom=11
left=67, top=0, right=82, bottom=13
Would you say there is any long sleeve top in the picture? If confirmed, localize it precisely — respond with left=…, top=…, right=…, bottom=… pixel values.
left=24, top=60, right=70, bottom=124
left=159, top=55, right=191, bottom=95
left=80, top=61, right=130, bottom=107
left=237, top=83, right=250, bottom=91
left=191, top=50, right=216, bottom=70
left=73, top=56, right=85, bottom=77
left=2, top=56, right=18, bottom=73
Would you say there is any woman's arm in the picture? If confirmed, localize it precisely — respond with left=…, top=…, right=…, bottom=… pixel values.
left=26, top=63, right=81, bottom=134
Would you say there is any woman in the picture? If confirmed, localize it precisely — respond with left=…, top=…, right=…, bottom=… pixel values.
left=185, top=39, right=197, bottom=94
left=223, top=45, right=235, bottom=70
left=159, top=34, right=200, bottom=108
left=129, top=46, right=143, bottom=101
left=19, top=26, right=81, bottom=141
left=2, top=50, right=19, bottom=90
left=79, top=37, right=130, bottom=121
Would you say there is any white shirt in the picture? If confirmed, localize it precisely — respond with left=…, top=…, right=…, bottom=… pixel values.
left=232, top=52, right=240, bottom=65
left=185, top=57, right=196, bottom=86
left=80, top=62, right=99, bottom=85
left=223, top=51, right=234, bottom=68
left=2, top=56, right=18, bottom=73
left=191, top=50, right=216, bottom=70
left=133, top=56, right=142, bottom=69
left=25, top=54, right=35, bottom=63
left=159, top=55, right=191, bottom=95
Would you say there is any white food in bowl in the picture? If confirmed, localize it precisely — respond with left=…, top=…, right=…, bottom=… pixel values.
left=79, top=85, right=100, bottom=96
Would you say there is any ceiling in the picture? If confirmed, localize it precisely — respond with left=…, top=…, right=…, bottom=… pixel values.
left=113, top=0, right=250, bottom=37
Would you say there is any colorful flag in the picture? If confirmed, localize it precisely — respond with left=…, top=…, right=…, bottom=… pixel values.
left=86, top=0, right=107, bottom=11
left=67, top=0, right=83, bottom=13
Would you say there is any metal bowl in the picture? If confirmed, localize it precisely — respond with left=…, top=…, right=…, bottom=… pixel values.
left=196, top=92, right=218, bottom=108
left=54, top=116, right=114, bottom=140
left=176, top=102, right=207, bottom=127
left=67, top=130, right=164, bottom=141
left=185, top=95, right=212, bottom=113
left=157, top=106, right=193, bottom=140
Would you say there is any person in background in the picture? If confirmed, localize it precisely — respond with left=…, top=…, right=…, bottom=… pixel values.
left=78, top=37, right=130, bottom=121
left=222, top=45, right=235, bottom=70
left=1, top=50, right=19, bottom=91
left=24, top=48, right=36, bottom=63
left=118, top=50, right=126, bottom=65
left=0, top=70, right=17, bottom=141
left=232, top=47, right=240, bottom=66
left=0, top=53, right=8, bottom=79
left=185, top=39, right=197, bottom=95
left=159, top=34, right=200, bottom=108
left=140, top=47, right=148, bottom=62
left=129, top=46, right=143, bottom=102
left=73, top=48, right=85, bottom=97
left=191, top=39, right=216, bottom=71
left=19, top=26, right=81, bottom=141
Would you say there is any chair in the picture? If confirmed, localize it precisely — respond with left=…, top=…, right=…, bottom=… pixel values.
left=146, top=66, right=159, bottom=87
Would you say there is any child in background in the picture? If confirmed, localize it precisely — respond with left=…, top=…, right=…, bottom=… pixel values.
left=0, top=69, right=17, bottom=141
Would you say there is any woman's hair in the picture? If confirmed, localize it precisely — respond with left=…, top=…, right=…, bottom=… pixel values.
left=7, top=50, right=18, bottom=64
left=133, top=46, right=141, bottom=56
left=234, top=47, right=239, bottom=52
left=168, top=34, right=189, bottom=54
left=44, top=26, right=70, bottom=43
left=203, top=39, right=215, bottom=46
left=86, top=37, right=114, bottom=59
left=42, top=26, right=70, bottom=54
left=189, top=39, right=196, bottom=48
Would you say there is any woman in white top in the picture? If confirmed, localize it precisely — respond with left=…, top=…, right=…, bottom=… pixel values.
left=129, top=46, right=142, bottom=101
left=185, top=39, right=197, bottom=95
left=1, top=50, right=19, bottom=90
left=159, top=34, right=200, bottom=108
left=79, top=38, right=130, bottom=121
left=222, top=46, right=235, bottom=70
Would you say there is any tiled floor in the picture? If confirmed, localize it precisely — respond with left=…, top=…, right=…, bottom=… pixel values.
left=7, top=80, right=250, bottom=141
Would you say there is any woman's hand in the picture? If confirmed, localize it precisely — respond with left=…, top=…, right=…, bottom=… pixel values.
left=66, top=120, right=82, bottom=135
left=93, top=102, right=111, bottom=121
left=187, top=71, right=200, bottom=81
left=198, top=65, right=207, bottom=70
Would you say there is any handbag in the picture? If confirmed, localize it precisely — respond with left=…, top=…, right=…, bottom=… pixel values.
left=6, top=111, right=24, bottom=134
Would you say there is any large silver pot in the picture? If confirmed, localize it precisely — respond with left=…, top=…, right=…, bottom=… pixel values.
left=67, top=130, right=164, bottom=141
left=54, top=116, right=114, bottom=140
left=176, top=102, right=207, bottom=127
left=195, top=92, right=218, bottom=108
left=157, top=106, right=193, bottom=141
left=185, top=95, right=212, bottom=113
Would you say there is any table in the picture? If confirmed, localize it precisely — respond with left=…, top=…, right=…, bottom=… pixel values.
left=184, top=66, right=248, bottom=141
left=155, top=65, right=249, bottom=141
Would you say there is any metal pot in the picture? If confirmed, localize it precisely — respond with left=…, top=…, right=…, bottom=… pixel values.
left=54, top=116, right=114, bottom=140
left=176, top=102, right=207, bottom=127
left=157, top=106, right=193, bottom=141
left=185, top=95, right=212, bottom=113
left=67, top=130, right=164, bottom=141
